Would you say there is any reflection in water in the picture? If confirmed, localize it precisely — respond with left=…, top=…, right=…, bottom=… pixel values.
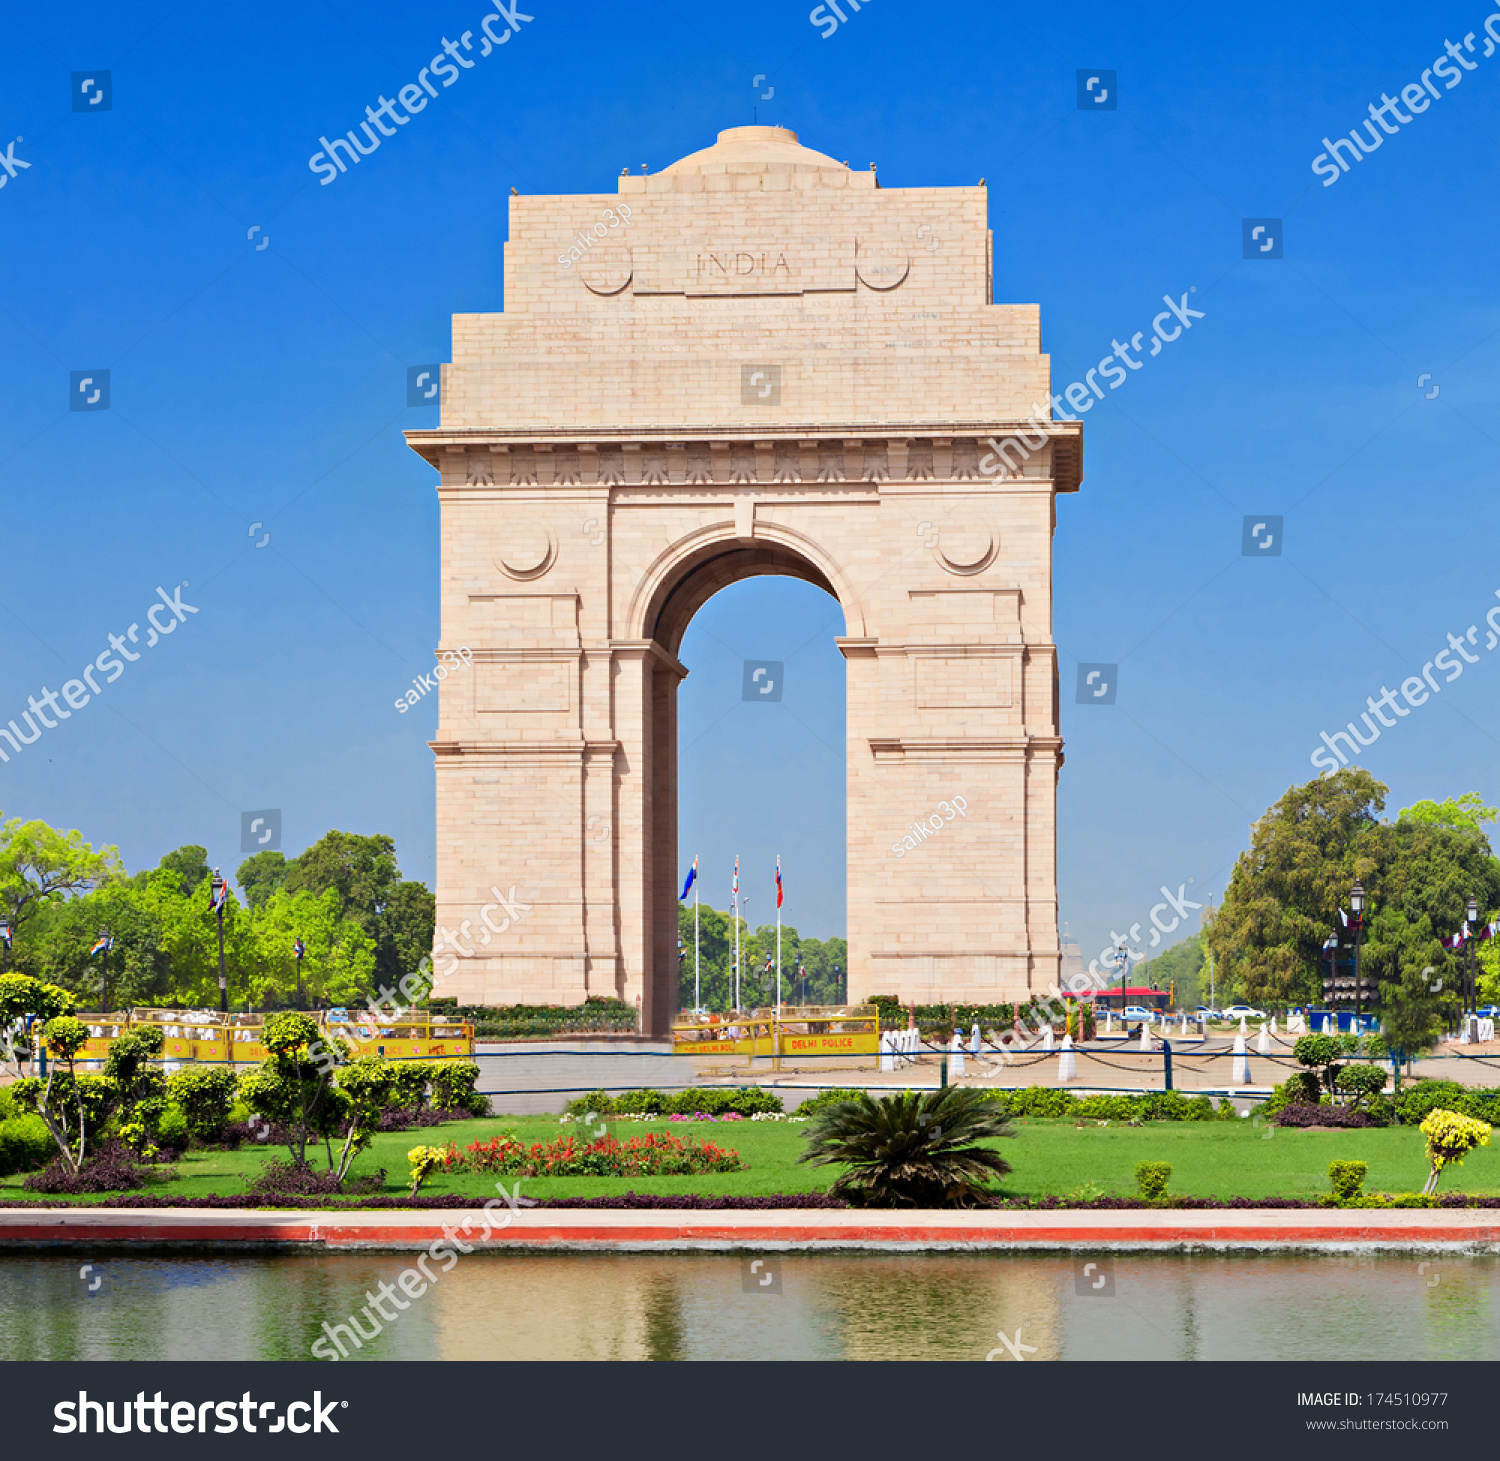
left=0, top=1253, right=1496, bottom=1361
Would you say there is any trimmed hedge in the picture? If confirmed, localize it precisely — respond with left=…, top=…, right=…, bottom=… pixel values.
left=989, top=1088, right=1236, bottom=1122
left=565, top=1087, right=783, bottom=1118
left=430, top=997, right=637, bottom=1038
left=1274, top=1102, right=1379, bottom=1129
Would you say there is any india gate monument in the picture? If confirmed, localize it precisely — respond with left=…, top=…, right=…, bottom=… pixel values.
left=405, top=126, right=1082, bottom=1035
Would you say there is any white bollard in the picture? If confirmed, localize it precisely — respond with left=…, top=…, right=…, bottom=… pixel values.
left=1042, top=1024, right=1055, bottom=1052
left=1270, top=1016, right=1278, bottom=1036
left=1058, top=1033, right=1077, bottom=1082
left=950, top=1030, right=966, bottom=1077
left=971, top=1021, right=981, bottom=1056
left=1138, top=1021, right=1152, bottom=1052
left=1321, top=1014, right=1332, bottom=1035
left=1180, top=1012, right=1188, bottom=1037
left=1105, top=1012, right=1114, bottom=1035
left=1238, top=1015, right=1248, bottom=1036
left=880, top=1029, right=894, bottom=1073
left=1256, top=1022, right=1271, bottom=1056
left=1232, top=1033, right=1251, bottom=1085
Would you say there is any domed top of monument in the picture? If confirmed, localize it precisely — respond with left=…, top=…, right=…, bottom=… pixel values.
left=661, top=126, right=849, bottom=177
left=618, top=126, right=874, bottom=194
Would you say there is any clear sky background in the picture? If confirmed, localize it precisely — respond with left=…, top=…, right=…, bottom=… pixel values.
left=1, top=0, right=1497, bottom=958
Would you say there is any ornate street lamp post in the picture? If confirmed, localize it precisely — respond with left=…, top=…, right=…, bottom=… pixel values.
left=1350, top=880, right=1366, bottom=1027
left=1466, top=896, right=1480, bottom=1018
left=210, top=869, right=229, bottom=1014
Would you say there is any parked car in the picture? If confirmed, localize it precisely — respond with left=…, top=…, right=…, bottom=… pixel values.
left=1221, top=1004, right=1267, bottom=1021
left=1122, top=1006, right=1157, bottom=1021
left=1196, top=1006, right=1222, bottom=1019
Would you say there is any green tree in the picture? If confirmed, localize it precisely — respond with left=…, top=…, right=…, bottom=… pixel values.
left=1206, top=769, right=1386, bottom=1005
left=245, top=887, right=376, bottom=1007
left=1207, top=772, right=1500, bottom=1007
left=1379, top=956, right=1448, bottom=1067
left=0, top=973, right=75, bottom=1078
left=235, top=851, right=288, bottom=911
left=12, top=1016, right=116, bottom=1173
left=284, top=831, right=399, bottom=936
left=377, top=879, right=435, bottom=983
left=1139, top=934, right=1204, bottom=1009
left=0, top=815, right=122, bottom=934
left=1398, top=794, right=1499, bottom=831
left=16, top=882, right=171, bottom=1010
left=146, top=845, right=211, bottom=898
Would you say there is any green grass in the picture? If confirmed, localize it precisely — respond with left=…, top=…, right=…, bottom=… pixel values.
left=3, top=1113, right=1497, bottom=1203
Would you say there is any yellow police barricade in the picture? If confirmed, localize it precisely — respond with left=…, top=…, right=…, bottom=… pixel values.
left=45, top=1009, right=474, bottom=1069
left=671, top=1005, right=879, bottom=1063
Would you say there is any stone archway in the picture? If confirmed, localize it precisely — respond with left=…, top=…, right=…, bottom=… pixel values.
left=406, top=125, right=1082, bottom=1034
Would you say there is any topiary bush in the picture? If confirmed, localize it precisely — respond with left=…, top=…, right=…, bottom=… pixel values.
left=1134, top=1161, right=1171, bottom=1199
left=1328, top=1160, right=1368, bottom=1203
left=426, top=1060, right=488, bottom=1115
left=165, top=1065, right=240, bottom=1144
left=1335, top=1064, right=1390, bottom=1120
left=1419, top=1109, right=1491, bottom=1194
left=0, top=1114, right=55, bottom=1176
left=1265, top=1071, right=1322, bottom=1116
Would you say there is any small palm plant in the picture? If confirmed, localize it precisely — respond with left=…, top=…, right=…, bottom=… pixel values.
left=798, top=1087, right=1014, bottom=1207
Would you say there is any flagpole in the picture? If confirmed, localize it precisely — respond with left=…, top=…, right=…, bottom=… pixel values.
left=776, top=857, right=782, bottom=1016
left=693, top=856, right=700, bottom=1013
left=733, top=857, right=740, bottom=1014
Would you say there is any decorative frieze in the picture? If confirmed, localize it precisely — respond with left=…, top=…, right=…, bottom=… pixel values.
left=425, top=434, right=1079, bottom=491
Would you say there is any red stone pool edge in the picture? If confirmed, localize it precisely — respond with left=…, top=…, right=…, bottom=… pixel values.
left=2, top=1206, right=1499, bottom=1253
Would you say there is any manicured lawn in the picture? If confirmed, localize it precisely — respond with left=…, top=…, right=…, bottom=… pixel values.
left=3, top=1114, right=1497, bottom=1203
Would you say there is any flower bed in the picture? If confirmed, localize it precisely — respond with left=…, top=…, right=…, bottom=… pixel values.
left=445, top=1131, right=745, bottom=1179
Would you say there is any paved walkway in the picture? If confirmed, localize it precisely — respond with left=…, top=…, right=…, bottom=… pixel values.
left=2, top=1206, right=1497, bottom=1253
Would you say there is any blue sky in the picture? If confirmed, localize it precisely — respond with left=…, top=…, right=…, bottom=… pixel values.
left=1, top=0, right=1497, bottom=960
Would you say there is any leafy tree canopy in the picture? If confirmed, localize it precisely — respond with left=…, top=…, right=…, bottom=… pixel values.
left=1207, top=771, right=1500, bottom=1007
left=1398, top=794, right=1499, bottom=831
left=0, top=814, right=121, bottom=931
left=236, top=850, right=288, bottom=911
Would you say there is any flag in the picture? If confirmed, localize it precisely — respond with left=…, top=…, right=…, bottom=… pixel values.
left=89, top=935, right=113, bottom=956
left=0, top=923, right=11, bottom=949
left=763, top=952, right=773, bottom=972
left=775, top=856, right=782, bottom=910
left=293, top=937, right=306, bottom=959
left=680, top=858, right=697, bottom=901
left=732, top=857, right=739, bottom=899
left=210, top=880, right=228, bottom=911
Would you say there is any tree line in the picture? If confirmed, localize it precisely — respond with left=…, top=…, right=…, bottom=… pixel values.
left=1189, top=774, right=1500, bottom=1050
left=0, top=815, right=434, bottom=1011
left=676, top=902, right=848, bottom=1012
